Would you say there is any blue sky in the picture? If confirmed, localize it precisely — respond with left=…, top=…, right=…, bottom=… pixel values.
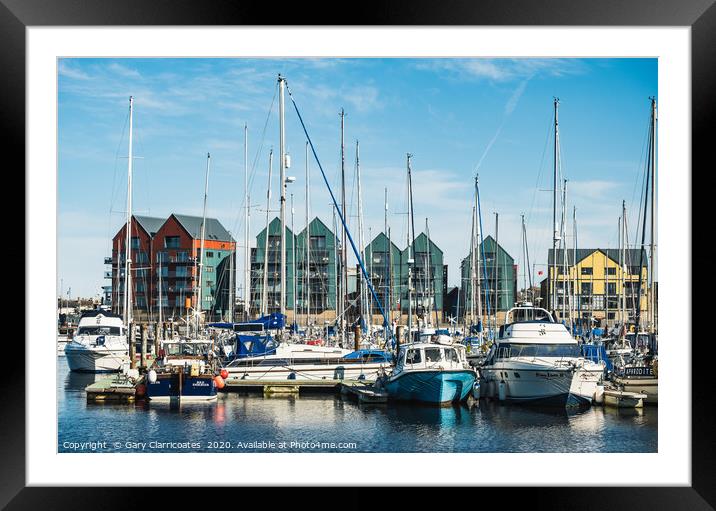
left=58, top=57, right=657, bottom=298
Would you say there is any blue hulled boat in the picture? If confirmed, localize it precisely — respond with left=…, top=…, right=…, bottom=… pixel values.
left=146, top=340, right=218, bottom=402
left=382, top=339, right=477, bottom=405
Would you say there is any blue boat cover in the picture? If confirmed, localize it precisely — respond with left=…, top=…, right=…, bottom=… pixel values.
left=343, top=349, right=392, bottom=363
left=234, top=334, right=279, bottom=358
left=581, top=343, right=612, bottom=372
left=208, top=312, right=286, bottom=331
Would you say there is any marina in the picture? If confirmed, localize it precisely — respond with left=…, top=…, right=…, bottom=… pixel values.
left=56, top=58, right=659, bottom=454
left=58, top=358, right=657, bottom=453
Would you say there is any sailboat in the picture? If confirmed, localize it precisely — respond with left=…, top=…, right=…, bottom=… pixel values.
left=147, top=153, right=221, bottom=402
left=379, top=154, right=477, bottom=404
left=64, top=97, right=135, bottom=372
left=608, top=97, right=658, bottom=405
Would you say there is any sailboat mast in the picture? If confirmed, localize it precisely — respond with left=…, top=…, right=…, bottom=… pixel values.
left=197, top=152, right=210, bottom=332
left=494, top=212, right=499, bottom=329
left=384, top=188, right=390, bottom=326
left=278, top=75, right=287, bottom=318
left=551, top=97, right=560, bottom=315
left=339, top=108, right=347, bottom=345
left=305, top=141, right=310, bottom=328
left=158, top=252, right=163, bottom=329
left=356, top=140, right=366, bottom=325
left=561, top=179, right=568, bottom=323
left=406, top=153, right=414, bottom=338
left=474, top=177, right=482, bottom=333
left=124, top=96, right=134, bottom=328
left=621, top=200, right=627, bottom=328
left=261, top=149, right=273, bottom=317
left=469, top=203, right=476, bottom=325
left=244, top=123, right=250, bottom=320
left=291, top=193, right=296, bottom=328
left=649, top=97, right=657, bottom=333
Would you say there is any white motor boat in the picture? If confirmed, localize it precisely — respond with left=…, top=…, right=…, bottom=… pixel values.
left=222, top=340, right=392, bottom=383
left=480, top=303, right=601, bottom=407
left=64, top=311, right=130, bottom=373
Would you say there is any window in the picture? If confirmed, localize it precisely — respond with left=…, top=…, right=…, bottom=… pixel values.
left=605, top=267, right=616, bottom=275
left=445, top=348, right=459, bottom=363
left=206, top=251, right=214, bottom=258
left=424, top=348, right=442, bottom=363
left=165, top=236, right=180, bottom=249
left=607, top=283, right=617, bottom=295
left=581, top=267, right=593, bottom=275
left=581, top=283, right=592, bottom=295
left=176, top=266, right=187, bottom=277
left=406, top=349, right=422, bottom=364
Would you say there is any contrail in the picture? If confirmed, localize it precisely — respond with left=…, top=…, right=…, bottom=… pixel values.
left=475, top=78, right=530, bottom=173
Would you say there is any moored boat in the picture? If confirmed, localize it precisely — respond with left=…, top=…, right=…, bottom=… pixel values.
left=146, top=340, right=219, bottom=402
left=64, top=311, right=130, bottom=372
left=381, top=340, right=476, bottom=405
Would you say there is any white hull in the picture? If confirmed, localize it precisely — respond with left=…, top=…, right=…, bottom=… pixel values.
left=224, top=362, right=389, bottom=383
left=65, top=344, right=129, bottom=373
left=570, top=364, right=605, bottom=404
left=611, top=376, right=658, bottom=404
left=148, top=395, right=218, bottom=403
left=481, top=362, right=577, bottom=405
left=604, top=389, right=645, bottom=408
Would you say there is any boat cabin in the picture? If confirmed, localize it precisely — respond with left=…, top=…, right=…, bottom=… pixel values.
left=395, top=343, right=468, bottom=373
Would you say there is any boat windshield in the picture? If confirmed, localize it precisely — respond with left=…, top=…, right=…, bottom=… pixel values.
left=497, top=343, right=580, bottom=359
left=78, top=326, right=121, bottom=335
left=164, top=343, right=211, bottom=357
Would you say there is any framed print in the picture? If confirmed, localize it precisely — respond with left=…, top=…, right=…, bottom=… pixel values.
left=6, top=0, right=713, bottom=508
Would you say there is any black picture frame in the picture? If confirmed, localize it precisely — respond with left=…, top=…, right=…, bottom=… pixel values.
left=6, top=0, right=711, bottom=508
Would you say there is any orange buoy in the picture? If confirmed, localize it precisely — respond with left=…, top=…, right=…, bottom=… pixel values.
left=214, top=375, right=225, bottom=390
left=220, top=369, right=228, bottom=380
left=135, top=383, right=146, bottom=397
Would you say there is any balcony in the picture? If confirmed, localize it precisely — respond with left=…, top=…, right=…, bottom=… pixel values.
left=104, top=271, right=112, bottom=279
left=104, top=257, right=113, bottom=265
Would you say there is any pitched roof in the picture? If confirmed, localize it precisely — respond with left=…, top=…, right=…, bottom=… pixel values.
left=172, top=214, right=234, bottom=242
left=133, top=215, right=165, bottom=237
left=547, top=248, right=647, bottom=267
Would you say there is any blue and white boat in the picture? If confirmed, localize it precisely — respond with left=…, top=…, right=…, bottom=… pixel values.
left=381, top=339, right=477, bottom=405
left=146, top=340, right=218, bottom=402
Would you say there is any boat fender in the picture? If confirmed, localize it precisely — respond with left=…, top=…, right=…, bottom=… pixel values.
left=594, top=385, right=605, bottom=405
left=214, top=375, right=225, bottom=390
left=498, top=380, right=506, bottom=401
left=472, top=381, right=481, bottom=400
left=135, top=384, right=146, bottom=397
left=220, top=369, right=228, bottom=379
left=148, top=369, right=157, bottom=383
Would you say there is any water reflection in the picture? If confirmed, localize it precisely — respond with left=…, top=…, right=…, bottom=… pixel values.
left=57, top=359, right=657, bottom=453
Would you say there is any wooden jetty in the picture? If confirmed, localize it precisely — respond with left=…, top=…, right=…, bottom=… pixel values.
left=340, top=381, right=388, bottom=404
left=224, top=377, right=371, bottom=396
left=86, top=374, right=145, bottom=403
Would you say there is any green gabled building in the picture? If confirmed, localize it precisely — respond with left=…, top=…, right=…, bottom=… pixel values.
left=401, top=232, right=446, bottom=318
left=250, top=217, right=295, bottom=314
left=460, top=235, right=517, bottom=316
left=362, top=231, right=403, bottom=317
left=295, top=217, right=341, bottom=315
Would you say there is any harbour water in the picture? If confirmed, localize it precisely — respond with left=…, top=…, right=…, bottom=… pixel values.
left=58, top=360, right=657, bottom=453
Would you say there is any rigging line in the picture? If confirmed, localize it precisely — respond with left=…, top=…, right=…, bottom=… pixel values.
left=107, top=109, right=130, bottom=255
left=284, top=82, right=391, bottom=337
left=229, top=85, right=278, bottom=241
left=526, top=108, right=554, bottom=225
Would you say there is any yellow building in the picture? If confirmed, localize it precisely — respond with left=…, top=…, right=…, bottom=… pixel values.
left=540, top=248, right=651, bottom=327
